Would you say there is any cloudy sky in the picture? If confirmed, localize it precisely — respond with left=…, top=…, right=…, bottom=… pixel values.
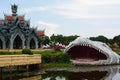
left=0, top=0, right=120, bottom=38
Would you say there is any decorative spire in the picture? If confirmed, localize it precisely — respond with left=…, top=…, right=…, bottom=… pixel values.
left=11, top=4, right=18, bottom=16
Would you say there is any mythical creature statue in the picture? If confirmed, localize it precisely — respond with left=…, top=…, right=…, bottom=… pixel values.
left=65, top=37, right=120, bottom=65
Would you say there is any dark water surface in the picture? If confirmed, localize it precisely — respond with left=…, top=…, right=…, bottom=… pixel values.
left=1, top=65, right=120, bottom=80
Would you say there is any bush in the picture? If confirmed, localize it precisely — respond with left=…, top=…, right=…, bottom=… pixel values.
left=41, top=50, right=70, bottom=63
left=22, top=48, right=33, bottom=55
left=42, top=54, right=51, bottom=63
left=0, top=51, right=22, bottom=55
left=57, top=53, right=70, bottom=63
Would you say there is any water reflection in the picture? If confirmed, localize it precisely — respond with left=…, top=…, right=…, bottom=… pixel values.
left=68, top=71, right=107, bottom=80
left=1, top=65, right=120, bottom=80
left=42, top=65, right=120, bottom=80
left=42, top=71, right=107, bottom=80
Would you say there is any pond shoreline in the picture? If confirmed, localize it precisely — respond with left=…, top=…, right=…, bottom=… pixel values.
left=1, top=64, right=120, bottom=80
left=40, top=64, right=120, bottom=73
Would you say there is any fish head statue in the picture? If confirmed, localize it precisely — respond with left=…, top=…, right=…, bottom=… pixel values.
left=65, top=37, right=120, bottom=65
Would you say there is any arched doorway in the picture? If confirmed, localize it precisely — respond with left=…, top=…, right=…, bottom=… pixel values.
left=38, top=41, right=41, bottom=48
left=6, top=40, right=10, bottom=49
left=0, top=39, right=2, bottom=49
left=30, top=38, right=35, bottom=49
left=13, top=35, right=22, bottom=49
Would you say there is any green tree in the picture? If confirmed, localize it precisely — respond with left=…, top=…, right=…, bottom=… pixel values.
left=89, top=35, right=108, bottom=43
left=50, top=34, right=79, bottom=45
left=42, top=36, right=50, bottom=45
left=64, top=35, right=79, bottom=45
left=113, top=35, right=120, bottom=47
left=108, top=39, right=114, bottom=44
left=50, top=34, right=57, bottom=43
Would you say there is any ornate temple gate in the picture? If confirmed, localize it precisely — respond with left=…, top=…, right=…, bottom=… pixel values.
left=0, top=4, right=43, bottom=50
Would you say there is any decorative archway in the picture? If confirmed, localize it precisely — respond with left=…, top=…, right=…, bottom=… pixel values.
left=27, top=34, right=38, bottom=49
left=13, top=35, right=22, bottom=49
left=0, top=39, right=2, bottom=49
left=30, top=38, right=35, bottom=49
left=6, top=40, right=10, bottom=49
left=0, top=34, right=6, bottom=49
left=10, top=30, right=25, bottom=49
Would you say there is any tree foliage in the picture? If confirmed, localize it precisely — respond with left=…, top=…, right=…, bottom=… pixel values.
left=42, top=34, right=120, bottom=49
left=89, top=35, right=108, bottom=43
left=50, top=34, right=79, bottom=45
left=42, top=36, right=50, bottom=45
left=113, top=35, right=120, bottom=47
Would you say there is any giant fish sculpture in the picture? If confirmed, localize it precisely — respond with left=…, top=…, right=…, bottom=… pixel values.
left=65, top=37, right=120, bottom=65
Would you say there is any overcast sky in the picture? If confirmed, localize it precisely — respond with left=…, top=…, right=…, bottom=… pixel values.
left=0, top=0, right=120, bottom=38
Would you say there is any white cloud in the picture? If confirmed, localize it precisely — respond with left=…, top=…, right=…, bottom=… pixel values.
left=51, top=0, right=120, bottom=19
left=92, top=28, right=120, bottom=38
left=35, top=21, right=59, bottom=36
left=19, top=0, right=120, bottom=18
left=22, top=7, right=47, bottom=14
left=79, top=0, right=120, bottom=5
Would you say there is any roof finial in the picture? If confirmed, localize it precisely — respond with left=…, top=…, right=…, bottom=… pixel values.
left=11, top=4, right=18, bottom=16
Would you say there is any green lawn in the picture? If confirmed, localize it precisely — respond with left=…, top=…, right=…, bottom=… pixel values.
left=42, top=63, right=74, bottom=68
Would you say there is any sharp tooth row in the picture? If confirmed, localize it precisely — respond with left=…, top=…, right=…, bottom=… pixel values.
left=81, top=43, right=105, bottom=54
left=69, top=43, right=106, bottom=54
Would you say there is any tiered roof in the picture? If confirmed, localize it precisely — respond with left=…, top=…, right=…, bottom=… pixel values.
left=0, top=4, right=45, bottom=41
left=18, top=16, right=24, bottom=21
left=38, top=31, right=44, bottom=36
left=38, top=31, right=45, bottom=40
left=5, top=16, right=14, bottom=21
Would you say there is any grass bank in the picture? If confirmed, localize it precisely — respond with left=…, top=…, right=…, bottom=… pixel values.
left=1, top=49, right=120, bottom=68
left=34, top=50, right=74, bottom=68
left=0, top=49, right=73, bottom=68
left=42, top=63, right=74, bottom=68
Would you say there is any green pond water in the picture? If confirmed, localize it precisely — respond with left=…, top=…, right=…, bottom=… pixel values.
left=1, top=65, right=120, bottom=80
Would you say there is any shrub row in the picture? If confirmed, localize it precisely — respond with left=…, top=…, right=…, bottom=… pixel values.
left=0, top=48, right=33, bottom=55
left=22, top=48, right=33, bottom=55
left=0, top=49, right=70, bottom=63
left=0, top=51, right=22, bottom=55
left=40, top=51, right=70, bottom=63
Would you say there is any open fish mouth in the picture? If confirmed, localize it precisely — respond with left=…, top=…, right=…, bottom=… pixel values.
left=65, top=37, right=120, bottom=65
left=68, top=45, right=107, bottom=62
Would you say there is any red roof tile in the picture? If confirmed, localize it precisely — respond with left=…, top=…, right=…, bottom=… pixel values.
left=38, top=31, right=44, bottom=36
left=6, top=16, right=14, bottom=21
left=18, top=16, right=24, bottom=21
